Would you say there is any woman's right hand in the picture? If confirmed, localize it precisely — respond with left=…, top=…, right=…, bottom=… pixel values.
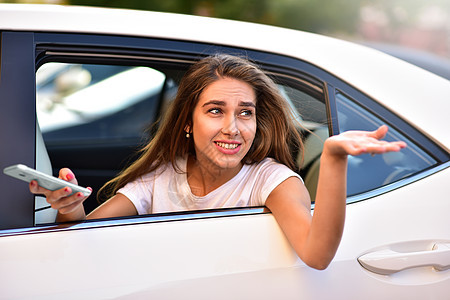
left=29, top=168, right=91, bottom=218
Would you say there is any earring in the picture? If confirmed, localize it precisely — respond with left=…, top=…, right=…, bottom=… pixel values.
left=186, top=132, right=190, bottom=138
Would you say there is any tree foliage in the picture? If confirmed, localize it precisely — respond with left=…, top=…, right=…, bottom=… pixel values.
left=67, top=0, right=363, bottom=34
left=63, top=0, right=450, bottom=37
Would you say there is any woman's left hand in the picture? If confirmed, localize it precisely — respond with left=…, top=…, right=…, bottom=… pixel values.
left=324, top=125, right=407, bottom=158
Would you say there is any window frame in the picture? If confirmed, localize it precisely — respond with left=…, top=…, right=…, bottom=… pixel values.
left=0, top=30, right=447, bottom=232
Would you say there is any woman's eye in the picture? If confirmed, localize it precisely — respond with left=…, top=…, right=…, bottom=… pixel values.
left=208, top=108, right=221, bottom=115
left=240, top=109, right=254, bottom=117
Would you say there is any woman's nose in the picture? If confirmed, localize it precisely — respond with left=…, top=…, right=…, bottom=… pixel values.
left=221, top=115, right=240, bottom=136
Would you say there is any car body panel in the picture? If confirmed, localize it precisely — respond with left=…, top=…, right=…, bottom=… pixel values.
left=0, top=4, right=449, bottom=299
left=0, top=211, right=300, bottom=299
left=1, top=166, right=449, bottom=299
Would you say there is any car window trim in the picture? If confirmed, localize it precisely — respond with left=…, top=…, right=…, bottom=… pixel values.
left=0, top=206, right=267, bottom=237
left=43, top=51, right=196, bottom=65
left=0, top=31, right=36, bottom=230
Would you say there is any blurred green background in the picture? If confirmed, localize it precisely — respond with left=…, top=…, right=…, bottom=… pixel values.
left=2, top=0, right=449, bottom=59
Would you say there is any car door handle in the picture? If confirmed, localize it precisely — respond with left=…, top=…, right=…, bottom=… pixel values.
left=358, top=243, right=450, bottom=275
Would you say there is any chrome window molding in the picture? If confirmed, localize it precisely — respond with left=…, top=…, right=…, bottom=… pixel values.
left=0, top=207, right=267, bottom=238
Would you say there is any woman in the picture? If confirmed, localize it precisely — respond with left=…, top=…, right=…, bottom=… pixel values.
left=30, top=54, right=406, bottom=270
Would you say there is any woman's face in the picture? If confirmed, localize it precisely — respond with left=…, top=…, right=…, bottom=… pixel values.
left=190, top=77, right=257, bottom=174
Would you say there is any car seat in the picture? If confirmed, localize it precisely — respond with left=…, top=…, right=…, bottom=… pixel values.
left=301, top=126, right=329, bottom=202
left=35, top=122, right=58, bottom=224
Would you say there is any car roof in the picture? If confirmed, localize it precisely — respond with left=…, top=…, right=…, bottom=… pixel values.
left=363, top=42, right=450, bottom=81
left=1, top=4, right=449, bottom=150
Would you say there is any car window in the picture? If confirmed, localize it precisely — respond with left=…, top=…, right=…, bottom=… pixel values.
left=35, top=62, right=177, bottom=223
left=335, top=92, right=437, bottom=197
left=35, top=61, right=328, bottom=223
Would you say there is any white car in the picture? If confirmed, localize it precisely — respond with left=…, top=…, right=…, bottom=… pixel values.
left=0, top=4, right=449, bottom=299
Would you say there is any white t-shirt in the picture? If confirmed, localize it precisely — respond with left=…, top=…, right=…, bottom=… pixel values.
left=118, top=157, right=302, bottom=215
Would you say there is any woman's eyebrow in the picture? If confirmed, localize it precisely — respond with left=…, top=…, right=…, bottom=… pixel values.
left=202, top=100, right=226, bottom=107
left=202, top=100, right=256, bottom=107
left=239, top=101, right=256, bottom=108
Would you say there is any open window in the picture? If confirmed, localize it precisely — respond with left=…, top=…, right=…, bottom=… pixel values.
left=35, top=61, right=181, bottom=223
left=34, top=57, right=328, bottom=224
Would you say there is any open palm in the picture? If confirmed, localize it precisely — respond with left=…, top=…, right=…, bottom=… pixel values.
left=325, top=125, right=407, bottom=157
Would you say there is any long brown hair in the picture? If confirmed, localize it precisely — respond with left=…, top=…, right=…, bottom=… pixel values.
left=99, top=54, right=304, bottom=200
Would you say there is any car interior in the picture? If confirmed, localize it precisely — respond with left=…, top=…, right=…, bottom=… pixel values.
left=34, top=59, right=329, bottom=225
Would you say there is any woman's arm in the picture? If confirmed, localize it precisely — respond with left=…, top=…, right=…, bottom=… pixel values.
left=265, top=125, right=406, bottom=270
left=87, top=193, right=137, bottom=220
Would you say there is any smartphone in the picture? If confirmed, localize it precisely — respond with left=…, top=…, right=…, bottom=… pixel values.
left=3, top=164, right=91, bottom=197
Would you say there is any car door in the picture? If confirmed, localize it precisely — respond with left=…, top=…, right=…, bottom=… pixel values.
left=0, top=31, right=327, bottom=299
left=306, top=86, right=450, bottom=298
left=1, top=30, right=449, bottom=299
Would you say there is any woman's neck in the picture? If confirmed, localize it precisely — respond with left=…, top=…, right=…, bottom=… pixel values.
left=186, top=155, right=242, bottom=196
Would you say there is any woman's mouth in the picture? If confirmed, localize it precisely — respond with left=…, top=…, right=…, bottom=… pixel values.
left=214, top=141, right=241, bottom=154
left=215, top=141, right=239, bottom=149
